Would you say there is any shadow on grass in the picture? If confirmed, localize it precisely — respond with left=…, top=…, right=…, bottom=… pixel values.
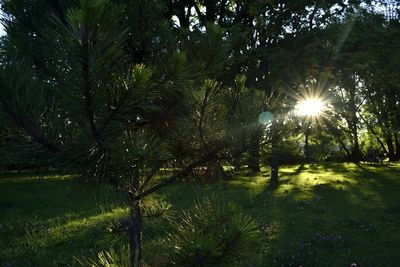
left=0, top=172, right=126, bottom=266
left=171, top=163, right=400, bottom=267
left=1, top=164, right=400, bottom=266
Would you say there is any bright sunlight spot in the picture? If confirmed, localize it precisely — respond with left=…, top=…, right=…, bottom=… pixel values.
left=296, top=98, right=326, bottom=116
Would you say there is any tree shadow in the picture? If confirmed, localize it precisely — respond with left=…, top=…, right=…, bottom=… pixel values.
left=0, top=172, right=125, bottom=266
left=195, top=163, right=400, bottom=266
left=274, top=163, right=306, bottom=187
left=2, top=164, right=400, bottom=266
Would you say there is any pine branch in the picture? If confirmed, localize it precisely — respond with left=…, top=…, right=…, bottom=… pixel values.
left=1, top=99, right=60, bottom=153
left=130, top=140, right=229, bottom=201
left=98, top=89, right=131, bottom=133
left=49, top=0, right=68, bottom=27
left=81, top=32, right=105, bottom=149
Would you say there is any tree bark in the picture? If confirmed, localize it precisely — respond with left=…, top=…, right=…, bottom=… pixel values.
left=394, top=133, right=400, bottom=161
left=322, top=117, right=351, bottom=157
left=348, top=84, right=361, bottom=162
left=232, top=133, right=246, bottom=171
left=350, top=121, right=361, bottom=162
left=129, top=166, right=143, bottom=267
left=233, top=152, right=241, bottom=171
left=304, top=125, right=310, bottom=163
left=248, top=127, right=261, bottom=173
left=270, top=123, right=279, bottom=187
left=204, top=0, right=217, bottom=23
left=386, top=134, right=395, bottom=161
left=129, top=200, right=143, bottom=267
left=357, top=111, right=388, bottom=154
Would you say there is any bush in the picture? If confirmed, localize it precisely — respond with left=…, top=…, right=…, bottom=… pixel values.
left=159, top=194, right=260, bottom=266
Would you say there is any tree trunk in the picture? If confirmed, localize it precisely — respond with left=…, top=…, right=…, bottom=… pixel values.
left=208, top=160, right=226, bottom=181
left=395, top=133, right=400, bottom=161
left=386, top=134, right=395, bottom=161
left=233, top=134, right=245, bottom=171
left=204, top=0, right=217, bottom=22
left=346, top=77, right=361, bottom=162
left=248, top=127, right=261, bottom=173
left=358, top=111, right=388, bottom=154
left=304, top=125, right=310, bottom=163
left=233, top=153, right=241, bottom=171
left=129, top=201, right=143, bottom=267
left=129, top=166, right=143, bottom=267
left=322, top=117, right=351, bottom=157
left=351, top=122, right=361, bottom=162
left=270, top=124, right=279, bottom=187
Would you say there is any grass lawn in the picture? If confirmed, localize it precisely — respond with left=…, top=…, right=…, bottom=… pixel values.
left=1, top=163, right=400, bottom=266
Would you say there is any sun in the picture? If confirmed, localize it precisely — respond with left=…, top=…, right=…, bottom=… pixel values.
left=296, top=98, right=326, bottom=116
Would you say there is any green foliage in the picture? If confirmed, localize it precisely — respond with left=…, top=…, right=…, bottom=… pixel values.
left=105, top=197, right=173, bottom=242
left=75, top=245, right=131, bottom=267
left=160, top=194, right=259, bottom=266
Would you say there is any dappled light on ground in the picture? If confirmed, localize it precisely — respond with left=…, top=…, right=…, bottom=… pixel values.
left=1, top=163, right=400, bottom=266
left=163, top=163, right=400, bottom=266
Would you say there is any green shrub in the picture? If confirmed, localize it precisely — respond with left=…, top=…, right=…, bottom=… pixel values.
left=159, top=194, right=259, bottom=266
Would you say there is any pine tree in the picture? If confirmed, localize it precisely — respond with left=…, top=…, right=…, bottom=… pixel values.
left=0, top=1, right=237, bottom=265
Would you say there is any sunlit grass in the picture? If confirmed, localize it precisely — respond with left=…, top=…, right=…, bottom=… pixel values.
left=1, top=163, right=400, bottom=266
